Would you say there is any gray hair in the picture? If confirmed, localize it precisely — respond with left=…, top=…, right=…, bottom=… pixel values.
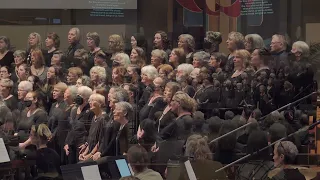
left=90, top=66, right=107, bottom=81
left=245, top=34, right=265, bottom=50
left=275, top=141, right=298, bottom=164
left=18, top=81, right=33, bottom=92
left=177, top=63, right=194, bottom=76
left=178, top=34, right=195, bottom=52
left=115, top=101, right=134, bottom=119
left=67, top=85, right=78, bottom=102
left=13, top=50, right=26, bottom=59
left=151, top=49, right=167, bottom=63
left=141, top=65, right=158, bottom=80
left=0, top=36, right=11, bottom=49
left=112, top=87, right=129, bottom=103
left=80, top=75, right=91, bottom=87
left=193, top=51, right=210, bottom=63
left=70, top=27, right=81, bottom=41
left=115, top=53, right=131, bottom=68
left=292, top=41, right=310, bottom=58
left=78, top=86, right=93, bottom=100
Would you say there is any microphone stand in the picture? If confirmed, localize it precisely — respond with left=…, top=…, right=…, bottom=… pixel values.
left=209, top=92, right=317, bottom=145
left=215, top=120, right=320, bottom=172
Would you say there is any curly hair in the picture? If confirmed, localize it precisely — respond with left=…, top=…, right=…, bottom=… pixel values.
left=178, top=34, right=195, bottom=53
left=185, top=134, right=212, bottom=160
left=109, top=34, right=125, bottom=52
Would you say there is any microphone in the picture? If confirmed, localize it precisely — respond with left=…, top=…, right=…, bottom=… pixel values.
left=209, top=92, right=317, bottom=145
left=215, top=119, right=320, bottom=173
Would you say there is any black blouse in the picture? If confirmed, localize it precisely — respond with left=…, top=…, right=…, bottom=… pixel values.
left=0, top=51, right=14, bottom=68
left=160, top=114, right=193, bottom=140
left=43, top=49, right=59, bottom=67
left=16, top=109, right=48, bottom=142
left=36, top=147, right=61, bottom=175
left=86, top=114, right=107, bottom=152
left=4, top=95, right=18, bottom=111
left=139, top=97, right=167, bottom=122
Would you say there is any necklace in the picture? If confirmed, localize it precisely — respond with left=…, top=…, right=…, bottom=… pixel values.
left=32, top=65, right=44, bottom=76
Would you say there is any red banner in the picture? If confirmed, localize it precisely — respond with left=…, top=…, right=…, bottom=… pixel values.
left=176, top=0, right=254, bottom=17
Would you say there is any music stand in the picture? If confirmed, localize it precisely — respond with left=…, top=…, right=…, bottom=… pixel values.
left=60, top=161, right=97, bottom=180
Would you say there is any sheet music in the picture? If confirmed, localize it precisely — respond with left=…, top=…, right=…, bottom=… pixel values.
left=81, top=165, right=102, bottom=180
left=0, top=138, right=10, bottom=163
left=184, top=160, right=197, bottom=180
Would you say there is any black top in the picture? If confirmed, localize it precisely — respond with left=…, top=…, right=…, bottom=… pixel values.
left=48, top=101, right=68, bottom=137
left=155, top=109, right=177, bottom=132
left=65, top=117, right=87, bottom=147
left=160, top=114, right=193, bottom=140
left=69, top=104, right=95, bottom=133
left=0, top=51, right=14, bottom=68
left=4, top=95, right=18, bottom=111
left=271, top=168, right=306, bottom=180
left=87, top=114, right=107, bottom=152
left=139, top=97, right=167, bottom=122
left=43, top=49, right=59, bottom=67
left=64, top=42, right=84, bottom=69
left=16, top=108, right=48, bottom=142
left=36, top=147, right=61, bottom=175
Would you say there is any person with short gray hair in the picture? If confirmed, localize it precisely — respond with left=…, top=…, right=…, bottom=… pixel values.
left=270, top=141, right=305, bottom=180
left=245, top=34, right=265, bottom=53
left=192, top=51, right=210, bottom=68
left=176, top=63, right=194, bottom=82
left=291, top=41, right=310, bottom=61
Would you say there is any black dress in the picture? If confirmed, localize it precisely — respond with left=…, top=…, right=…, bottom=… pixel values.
left=0, top=51, right=14, bottom=68
left=86, top=114, right=107, bottom=153
left=69, top=104, right=95, bottom=133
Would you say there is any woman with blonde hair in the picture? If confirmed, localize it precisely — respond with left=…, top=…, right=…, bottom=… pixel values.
left=109, top=34, right=125, bottom=62
left=225, top=31, right=245, bottom=73
left=160, top=91, right=197, bottom=140
left=26, top=32, right=43, bottom=64
left=30, top=124, right=61, bottom=177
left=231, top=49, right=252, bottom=81
left=112, top=66, right=126, bottom=86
